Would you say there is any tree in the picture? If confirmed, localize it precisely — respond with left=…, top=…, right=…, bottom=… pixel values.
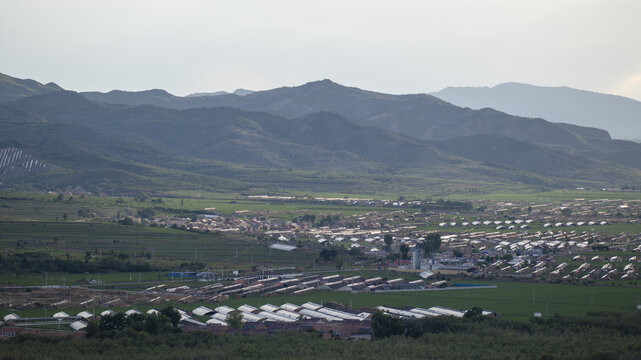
left=85, top=321, right=99, bottom=338
left=226, top=312, right=243, bottom=330
left=160, top=305, right=181, bottom=327
left=294, top=214, right=316, bottom=224
left=84, top=251, right=91, bottom=263
left=464, top=306, right=484, bottom=319
left=319, top=247, right=340, bottom=261
left=399, top=243, right=410, bottom=260
left=453, top=249, right=463, bottom=258
left=335, top=255, right=345, bottom=270
left=118, top=217, right=134, bottom=225
left=348, top=247, right=362, bottom=257
left=384, top=234, right=393, bottom=246
left=422, top=233, right=441, bottom=258
left=371, top=311, right=404, bottom=338
left=133, top=190, right=148, bottom=202
left=501, top=254, right=513, bottom=261
left=137, top=208, right=156, bottom=219
left=99, top=313, right=126, bottom=331
left=561, top=208, right=572, bottom=217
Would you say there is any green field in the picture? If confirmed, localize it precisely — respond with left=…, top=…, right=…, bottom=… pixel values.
left=2, top=281, right=640, bottom=322
left=210, top=281, right=641, bottom=320
left=0, top=191, right=396, bottom=221
left=0, top=221, right=321, bottom=271
left=447, top=189, right=641, bottom=202
left=0, top=271, right=175, bottom=287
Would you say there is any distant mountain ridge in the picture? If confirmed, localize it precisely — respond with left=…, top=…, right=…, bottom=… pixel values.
left=4, top=90, right=641, bottom=193
left=3, top=72, right=641, bottom=193
left=431, top=82, right=641, bottom=141
left=186, top=88, right=254, bottom=98
left=4, top=91, right=454, bottom=171
left=81, top=79, right=612, bottom=151
left=0, top=72, right=63, bottom=102
left=82, top=78, right=641, bottom=175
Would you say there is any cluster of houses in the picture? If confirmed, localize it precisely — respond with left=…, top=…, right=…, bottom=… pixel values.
left=440, top=229, right=603, bottom=255
left=486, top=254, right=639, bottom=281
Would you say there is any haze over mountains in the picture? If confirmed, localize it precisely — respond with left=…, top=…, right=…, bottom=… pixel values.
left=2, top=72, right=641, bottom=195
left=432, top=83, right=641, bottom=141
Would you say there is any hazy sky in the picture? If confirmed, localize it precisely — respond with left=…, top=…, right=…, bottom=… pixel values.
left=2, top=0, right=641, bottom=100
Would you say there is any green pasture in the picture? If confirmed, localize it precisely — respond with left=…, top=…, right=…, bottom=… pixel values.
left=0, top=271, right=172, bottom=287
left=0, top=221, right=320, bottom=270
left=0, top=191, right=394, bottom=221
left=2, top=281, right=640, bottom=322
left=447, top=189, right=641, bottom=202
left=175, top=280, right=641, bottom=321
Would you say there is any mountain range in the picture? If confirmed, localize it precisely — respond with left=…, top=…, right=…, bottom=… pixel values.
left=431, top=83, right=641, bottom=141
left=1, top=72, right=641, bottom=195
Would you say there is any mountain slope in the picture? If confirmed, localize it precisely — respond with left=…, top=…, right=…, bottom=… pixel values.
left=5, top=91, right=641, bottom=191
left=80, top=79, right=612, bottom=153
left=4, top=91, right=455, bottom=172
left=428, top=134, right=641, bottom=185
left=431, top=83, right=641, bottom=141
left=0, top=72, right=63, bottom=102
left=82, top=79, right=641, bottom=173
left=4, top=74, right=641, bottom=192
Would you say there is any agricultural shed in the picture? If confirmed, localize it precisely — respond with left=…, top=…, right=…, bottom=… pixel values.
left=52, top=312, right=69, bottom=318
left=69, top=321, right=87, bottom=331
left=3, top=313, right=19, bottom=322
left=125, top=309, right=142, bottom=316
left=76, top=311, right=94, bottom=320
left=192, top=306, right=215, bottom=316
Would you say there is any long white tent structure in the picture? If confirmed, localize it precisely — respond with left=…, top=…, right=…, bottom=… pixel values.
left=376, top=306, right=425, bottom=319
left=4, top=303, right=480, bottom=332
left=316, top=307, right=363, bottom=321
left=298, top=309, right=343, bottom=322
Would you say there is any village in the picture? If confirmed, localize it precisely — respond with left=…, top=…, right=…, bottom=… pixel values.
left=2, top=195, right=640, bottom=340
left=120, top=196, right=641, bottom=284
